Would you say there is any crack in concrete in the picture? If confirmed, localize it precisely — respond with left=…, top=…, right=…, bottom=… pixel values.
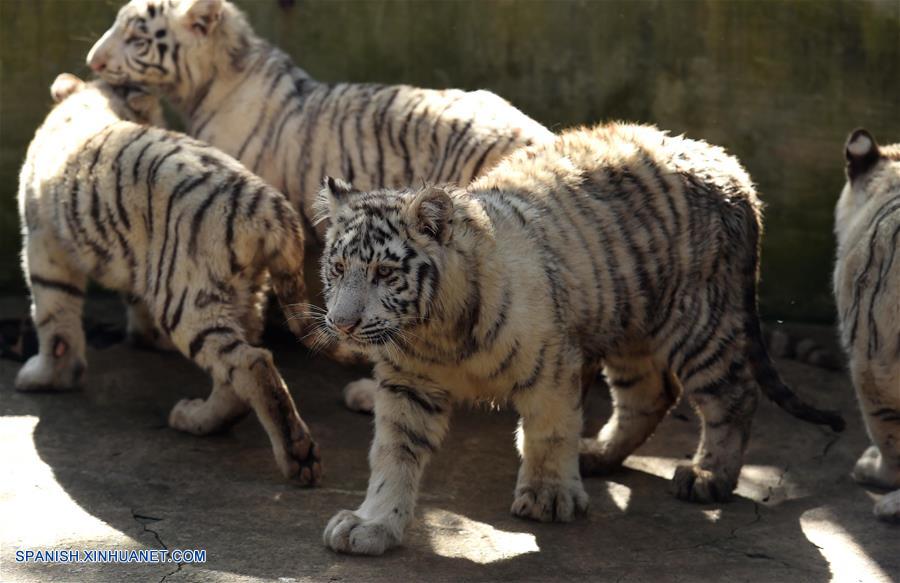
left=714, top=504, right=797, bottom=570
left=131, top=509, right=184, bottom=583
left=742, top=550, right=793, bottom=569
left=160, top=563, right=184, bottom=583
left=763, top=465, right=790, bottom=503
left=730, top=500, right=762, bottom=538
left=131, top=511, right=166, bottom=550
left=661, top=502, right=800, bottom=571
left=662, top=502, right=761, bottom=554
left=818, top=434, right=840, bottom=460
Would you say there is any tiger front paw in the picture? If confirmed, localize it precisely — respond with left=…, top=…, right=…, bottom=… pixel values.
left=852, top=446, right=900, bottom=489
left=578, top=438, right=624, bottom=476
left=510, top=477, right=589, bottom=522
left=343, top=378, right=377, bottom=414
left=672, top=464, right=736, bottom=503
left=168, top=397, right=249, bottom=436
left=323, top=510, right=400, bottom=555
left=15, top=345, right=85, bottom=392
left=273, top=419, right=322, bottom=486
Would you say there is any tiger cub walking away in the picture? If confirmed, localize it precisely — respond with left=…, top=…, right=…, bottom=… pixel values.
left=315, top=123, right=845, bottom=555
left=16, top=73, right=321, bottom=484
left=835, top=129, right=900, bottom=523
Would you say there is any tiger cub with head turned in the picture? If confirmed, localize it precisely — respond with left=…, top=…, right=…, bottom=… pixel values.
left=17, top=73, right=321, bottom=484
left=86, top=0, right=553, bottom=244
left=316, top=123, right=845, bottom=555
left=835, top=129, right=900, bottom=523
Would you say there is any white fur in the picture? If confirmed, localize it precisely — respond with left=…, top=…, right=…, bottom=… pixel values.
left=17, top=74, right=321, bottom=484
left=833, top=132, right=900, bottom=521
left=852, top=445, right=900, bottom=488
left=319, top=124, right=792, bottom=555
left=343, top=378, right=377, bottom=414
left=874, top=489, right=900, bottom=523
left=847, top=133, right=873, bottom=157
left=88, top=0, right=553, bottom=377
left=87, top=0, right=553, bottom=241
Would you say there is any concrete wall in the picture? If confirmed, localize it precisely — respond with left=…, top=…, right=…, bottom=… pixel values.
left=1, top=0, right=898, bottom=322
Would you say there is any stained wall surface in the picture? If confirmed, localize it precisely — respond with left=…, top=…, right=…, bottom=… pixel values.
left=1, top=0, right=898, bottom=321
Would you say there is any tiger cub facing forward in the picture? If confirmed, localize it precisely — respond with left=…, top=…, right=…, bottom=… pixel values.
left=315, top=123, right=845, bottom=555
left=17, top=73, right=320, bottom=484
left=835, top=129, right=900, bottom=523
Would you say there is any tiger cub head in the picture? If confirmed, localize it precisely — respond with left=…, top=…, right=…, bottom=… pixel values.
left=87, top=0, right=250, bottom=95
left=49, top=73, right=165, bottom=127
left=836, top=129, right=900, bottom=243
left=315, top=177, right=456, bottom=351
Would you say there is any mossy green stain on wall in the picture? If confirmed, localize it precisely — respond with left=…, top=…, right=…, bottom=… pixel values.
left=1, top=0, right=898, bottom=321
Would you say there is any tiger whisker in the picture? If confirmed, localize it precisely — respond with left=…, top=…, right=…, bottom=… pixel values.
left=283, top=302, right=328, bottom=312
left=284, top=311, right=326, bottom=323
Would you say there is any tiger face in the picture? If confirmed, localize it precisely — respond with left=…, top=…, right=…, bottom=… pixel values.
left=316, top=178, right=454, bottom=350
left=87, top=0, right=225, bottom=89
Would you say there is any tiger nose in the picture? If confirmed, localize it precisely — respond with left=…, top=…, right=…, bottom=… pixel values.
left=86, top=44, right=107, bottom=72
left=329, top=316, right=361, bottom=334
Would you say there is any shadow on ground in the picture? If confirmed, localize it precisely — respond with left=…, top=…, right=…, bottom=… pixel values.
left=0, top=297, right=897, bottom=582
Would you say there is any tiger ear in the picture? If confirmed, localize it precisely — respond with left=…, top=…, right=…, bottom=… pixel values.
left=179, top=0, right=223, bottom=36
left=406, top=186, right=453, bottom=243
left=845, top=128, right=880, bottom=181
left=314, top=176, right=354, bottom=225
left=50, top=73, right=85, bottom=103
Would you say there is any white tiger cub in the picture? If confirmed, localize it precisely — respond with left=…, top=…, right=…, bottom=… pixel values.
left=835, top=129, right=900, bottom=523
left=86, top=0, right=554, bottom=242
left=315, top=124, right=845, bottom=555
left=17, top=73, right=321, bottom=484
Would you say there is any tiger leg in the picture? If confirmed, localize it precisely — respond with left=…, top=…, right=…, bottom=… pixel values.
left=580, top=356, right=678, bottom=475
left=266, top=215, right=310, bottom=339
left=15, top=231, right=87, bottom=391
left=168, top=308, right=320, bottom=484
left=124, top=295, right=176, bottom=351
left=325, top=376, right=451, bottom=555
left=579, top=360, right=607, bottom=438
left=237, top=275, right=267, bottom=346
left=510, top=347, right=589, bottom=522
left=672, top=341, right=758, bottom=503
left=168, top=380, right=250, bottom=436
left=850, top=364, right=900, bottom=490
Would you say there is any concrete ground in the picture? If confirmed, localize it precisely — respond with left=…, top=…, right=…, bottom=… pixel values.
left=0, top=296, right=897, bottom=583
